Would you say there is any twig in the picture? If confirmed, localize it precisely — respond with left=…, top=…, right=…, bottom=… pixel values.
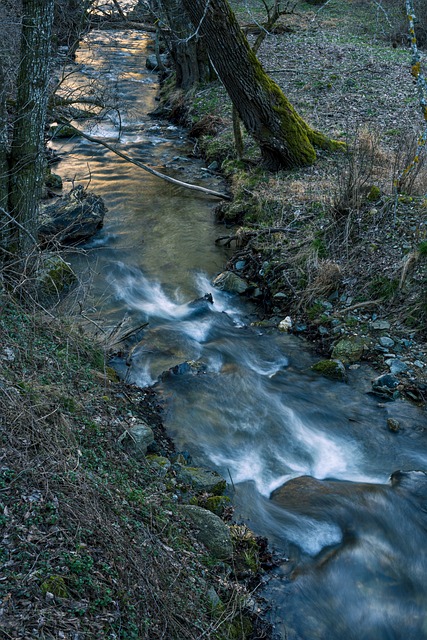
left=227, top=467, right=236, bottom=492
left=332, top=299, right=382, bottom=315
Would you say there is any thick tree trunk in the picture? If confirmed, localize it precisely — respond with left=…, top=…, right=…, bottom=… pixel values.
left=8, top=0, right=54, bottom=255
left=158, top=0, right=212, bottom=89
left=181, top=0, right=343, bottom=170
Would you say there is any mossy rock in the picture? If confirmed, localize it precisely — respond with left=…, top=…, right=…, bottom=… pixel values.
left=331, top=337, right=365, bottom=364
left=179, top=505, right=233, bottom=560
left=147, top=455, right=171, bottom=477
left=311, top=359, right=347, bottom=381
left=36, top=255, right=76, bottom=296
left=40, top=575, right=68, bottom=598
left=105, top=366, right=119, bottom=382
left=176, top=466, right=227, bottom=495
left=205, top=495, right=231, bottom=516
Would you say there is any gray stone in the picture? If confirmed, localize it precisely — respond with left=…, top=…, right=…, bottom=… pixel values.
left=206, top=586, right=221, bottom=609
left=39, top=186, right=106, bottom=245
left=389, top=359, right=408, bottom=375
left=372, top=373, right=400, bottom=398
left=118, top=422, right=154, bottom=457
left=176, top=466, right=226, bottom=495
left=179, top=505, right=233, bottom=559
left=147, top=455, right=171, bottom=477
left=212, top=271, right=249, bottom=294
left=379, top=336, right=395, bottom=348
left=371, top=320, right=391, bottom=331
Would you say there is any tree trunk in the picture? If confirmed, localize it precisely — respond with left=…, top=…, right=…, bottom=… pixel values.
left=0, top=63, right=8, bottom=217
left=158, top=0, right=212, bottom=89
left=8, top=0, right=54, bottom=255
left=181, top=0, right=343, bottom=170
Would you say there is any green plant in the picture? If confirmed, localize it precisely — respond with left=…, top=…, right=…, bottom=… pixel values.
left=368, top=276, right=399, bottom=300
left=311, top=237, right=328, bottom=258
left=307, top=302, right=324, bottom=321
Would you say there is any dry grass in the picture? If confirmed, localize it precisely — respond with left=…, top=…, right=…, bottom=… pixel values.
left=0, top=295, right=260, bottom=639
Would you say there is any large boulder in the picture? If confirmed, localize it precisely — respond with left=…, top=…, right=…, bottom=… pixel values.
left=118, top=422, right=155, bottom=459
left=176, top=466, right=227, bottom=495
left=179, top=505, right=233, bottom=559
left=39, top=186, right=106, bottom=245
left=212, top=271, right=249, bottom=294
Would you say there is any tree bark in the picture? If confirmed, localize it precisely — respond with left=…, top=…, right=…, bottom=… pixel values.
left=8, top=0, right=54, bottom=255
left=181, top=0, right=343, bottom=170
left=158, top=0, right=212, bottom=89
left=0, top=63, right=9, bottom=217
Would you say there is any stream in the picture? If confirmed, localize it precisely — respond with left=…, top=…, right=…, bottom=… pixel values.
left=51, top=29, right=427, bottom=640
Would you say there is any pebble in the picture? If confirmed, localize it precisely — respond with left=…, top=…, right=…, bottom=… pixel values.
left=387, top=418, right=401, bottom=433
left=414, top=360, right=425, bottom=369
left=1, top=347, right=15, bottom=362
left=371, top=320, right=391, bottom=330
left=389, top=360, right=408, bottom=375
left=379, top=336, right=395, bottom=348
left=278, top=316, right=292, bottom=332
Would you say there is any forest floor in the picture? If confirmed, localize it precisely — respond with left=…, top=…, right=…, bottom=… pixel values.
left=180, top=0, right=427, bottom=406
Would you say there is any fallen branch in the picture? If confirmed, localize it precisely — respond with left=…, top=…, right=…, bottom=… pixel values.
left=216, top=225, right=296, bottom=247
left=63, top=123, right=231, bottom=201
left=332, top=299, right=382, bottom=315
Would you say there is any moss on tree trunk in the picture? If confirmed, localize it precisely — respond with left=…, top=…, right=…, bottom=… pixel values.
left=181, top=0, right=344, bottom=170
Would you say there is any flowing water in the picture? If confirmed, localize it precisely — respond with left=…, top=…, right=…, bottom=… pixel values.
left=51, top=30, right=427, bottom=640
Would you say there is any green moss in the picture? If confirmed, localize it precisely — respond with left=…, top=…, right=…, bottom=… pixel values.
left=367, top=185, right=381, bottom=201
left=49, top=123, right=81, bottom=139
left=418, top=241, right=427, bottom=256
left=311, top=359, right=347, bottom=381
left=37, top=255, right=76, bottom=296
left=205, top=495, right=231, bottom=516
left=45, top=171, right=63, bottom=190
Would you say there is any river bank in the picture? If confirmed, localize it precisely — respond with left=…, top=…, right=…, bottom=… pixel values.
left=158, top=0, right=427, bottom=406
left=0, top=295, right=274, bottom=639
